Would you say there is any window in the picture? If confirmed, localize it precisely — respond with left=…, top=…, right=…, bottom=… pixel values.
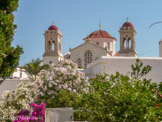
left=84, top=50, right=92, bottom=68
left=128, top=38, right=131, bottom=49
left=107, top=42, right=110, bottom=50
left=77, top=58, right=82, bottom=67
left=123, top=38, right=126, bottom=49
left=52, top=41, right=55, bottom=51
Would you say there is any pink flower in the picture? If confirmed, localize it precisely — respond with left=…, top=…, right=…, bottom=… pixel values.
left=48, top=83, right=52, bottom=88
left=43, top=86, right=47, bottom=91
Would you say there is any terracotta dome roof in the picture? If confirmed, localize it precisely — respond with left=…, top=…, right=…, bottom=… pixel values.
left=48, top=24, right=58, bottom=30
left=83, top=30, right=116, bottom=40
left=122, top=21, right=134, bottom=28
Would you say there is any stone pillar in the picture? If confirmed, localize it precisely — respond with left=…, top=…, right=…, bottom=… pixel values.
left=120, top=36, right=123, bottom=51
left=45, top=108, right=73, bottom=122
left=45, top=37, right=47, bottom=53
left=159, top=40, right=162, bottom=57
left=126, top=39, right=129, bottom=49
left=131, top=36, right=135, bottom=51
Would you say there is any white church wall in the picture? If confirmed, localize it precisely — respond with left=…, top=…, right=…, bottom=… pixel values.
left=12, top=68, right=29, bottom=79
left=112, top=41, right=116, bottom=55
left=43, top=56, right=63, bottom=65
left=87, top=56, right=162, bottom=84
left=88, top=38, right=116, bottom=54
left=70, top=43, right=108, bottom=67
left=88, top=38, right=113, bottom=47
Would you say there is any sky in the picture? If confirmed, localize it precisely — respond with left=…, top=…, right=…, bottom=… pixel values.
left=12, top=0, right=162, bottom=66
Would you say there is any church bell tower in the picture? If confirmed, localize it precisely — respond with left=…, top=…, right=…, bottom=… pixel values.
left=117, top=18, right=138, bottom=57
left=43, top=22, right=63, bottom=65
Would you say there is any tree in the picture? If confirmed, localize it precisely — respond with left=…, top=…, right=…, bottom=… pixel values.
left=0, top=0, right=23, bottom=84
left=34, top=59, right=90, bottom=108
left=75, top=59, right=162, bottom=121
left=22, top=58, right=49, bottom=80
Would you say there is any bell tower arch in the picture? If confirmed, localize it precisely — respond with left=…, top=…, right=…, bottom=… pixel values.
left=117, top=18, right=138, bottom=57
left=43, top=22, right=63, bottom=65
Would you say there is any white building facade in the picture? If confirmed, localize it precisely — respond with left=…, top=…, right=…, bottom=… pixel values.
left=85, top=56, right=162, bottom=84
left=42, top=20, right=162, bottom=84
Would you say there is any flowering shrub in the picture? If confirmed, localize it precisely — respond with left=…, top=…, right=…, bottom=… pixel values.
left=0, top=81, right=34, bottom=121
left=34, top=59, right=90, bottom=107
left=17, top=110, right=30, bottom=116
left=14, top=102, right=45, bottom=122
left=30, top=102, right=45, bottom=121
left=0, top=59, right=89, bottom=121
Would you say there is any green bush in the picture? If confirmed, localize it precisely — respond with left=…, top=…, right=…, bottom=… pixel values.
left=74, top=59, right=162, bottom=121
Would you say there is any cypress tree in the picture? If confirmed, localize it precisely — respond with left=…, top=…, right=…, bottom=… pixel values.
left=0, top=0, right=23, bottom=84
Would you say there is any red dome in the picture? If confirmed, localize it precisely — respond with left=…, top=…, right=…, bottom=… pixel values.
left=48, top=25, right=58, bottom=30
left=122, top=22, right=134, bottom=28
left=83, top=30, right=116, bottom=40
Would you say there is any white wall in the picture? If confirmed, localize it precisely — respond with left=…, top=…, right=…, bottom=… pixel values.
left=86, top=56, right=162, bottom=84
left=70, top=42, right=108, bottom=67
left=0, top=79, right=30, bottom=98
left=85, top=38, right=116, bottom=55
left=43, top=55, right=63, bottom=65
left=45, top=108, right=73, bottom=122
left=12, top=68, right=29, bottom=79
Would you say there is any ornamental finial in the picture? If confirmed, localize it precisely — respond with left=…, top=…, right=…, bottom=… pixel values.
left=127, top=17, right=129, bottom=22
left=52, top=21, right=54, bottom=25
left=99, top=19, right=101, bottom=30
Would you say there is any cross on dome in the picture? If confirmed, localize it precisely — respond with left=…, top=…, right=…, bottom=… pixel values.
left=52, top=21, right=55, bottom=25
left=99, top=19, right=101, bottom=30
left=48, top=21, right=58, bottom=30
left=127, top=17, right=129, bottom=22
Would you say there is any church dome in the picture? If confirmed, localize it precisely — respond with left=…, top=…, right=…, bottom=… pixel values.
left=122, top=21, right=134, bottom=28
left=48, top=24, right=58, bottom=30
left=83, top=30, right=116, bottom=40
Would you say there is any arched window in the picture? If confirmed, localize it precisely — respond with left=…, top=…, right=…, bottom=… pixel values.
left=84, top=50, right=92, bottom=68
left=123, top=38, right=126, bottom=49
left=107, top=42, right=110, bottom=50
left=128, top=38, right=131, bottom=49
left=77, top=58, right=82, bottom=67
left=52, top=41, right=55, bottom=51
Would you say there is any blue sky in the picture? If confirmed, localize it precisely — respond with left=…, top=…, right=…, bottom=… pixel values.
left=13, top=0, right=162, bottom=66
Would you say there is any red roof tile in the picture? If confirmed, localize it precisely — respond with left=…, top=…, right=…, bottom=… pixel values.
left=83, top=30, right=116, bottom=40
left=122, top=22, right=134, bottom=28
left=48, top=25, right=58, bottom=30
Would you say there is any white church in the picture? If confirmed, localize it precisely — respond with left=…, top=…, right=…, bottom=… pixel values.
left=43, top=19, right=162, bottom=84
